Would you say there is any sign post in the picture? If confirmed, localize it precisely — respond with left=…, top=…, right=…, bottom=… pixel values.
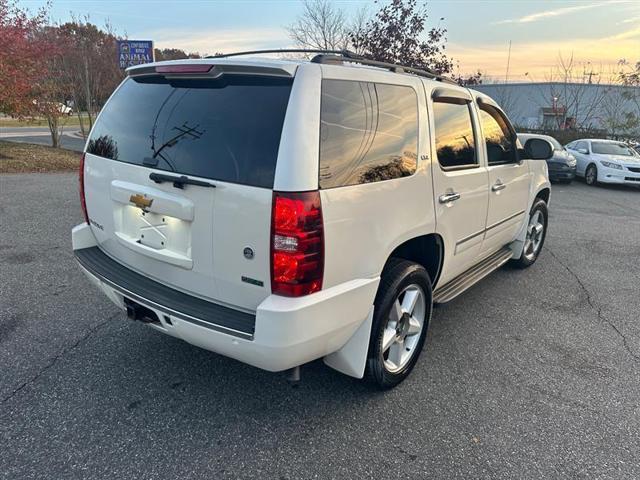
left=117, top=40, right=154, bottom=69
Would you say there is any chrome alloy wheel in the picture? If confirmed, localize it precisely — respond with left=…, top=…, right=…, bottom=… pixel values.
left=585, top=166, right=597, bottom=185
left=381, top=284, right=426, bottom=373
left=523, top=210, right=545, bottom=261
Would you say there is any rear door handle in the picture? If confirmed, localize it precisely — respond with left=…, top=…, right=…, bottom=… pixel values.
left=492, top=181, right=506, bottom=192
left=439, top=192, right=461, bottom=204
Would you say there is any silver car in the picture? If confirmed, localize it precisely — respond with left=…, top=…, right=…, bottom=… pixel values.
left=518, top=133, right=577, bottom=183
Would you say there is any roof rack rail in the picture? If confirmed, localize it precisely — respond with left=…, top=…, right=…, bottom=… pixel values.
left=206, top=49, right=361, bottom=59
left=311, top=53, right=458, bottom=85
left=206, top=49, right=458, bottom=85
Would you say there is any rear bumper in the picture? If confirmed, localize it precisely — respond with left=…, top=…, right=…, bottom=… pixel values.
left=75, top=245, right=257, bottom=339
left=72, top=224, right=379, bottom=373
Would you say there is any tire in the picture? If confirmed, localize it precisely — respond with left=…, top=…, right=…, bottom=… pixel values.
left=585, top=164, right=598, bottom=186
left=365, top=258, right=433, bottom=389
left=511, top=198, right=548, bottom=269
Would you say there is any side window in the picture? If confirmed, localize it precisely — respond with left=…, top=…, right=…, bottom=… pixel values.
left=432, top=99, right=477, bottom=169
left=575, top=141, right=587, bottom=151
left=319, top=80, right=418, bottom=189
left=478, top=105, right=518, bottom=165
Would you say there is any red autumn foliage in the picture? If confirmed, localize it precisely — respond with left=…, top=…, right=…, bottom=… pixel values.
left=0, top=0, right=53, bottom=117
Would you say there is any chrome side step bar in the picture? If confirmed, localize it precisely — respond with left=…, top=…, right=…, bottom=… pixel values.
left=432, top=247, right=513, bottom=304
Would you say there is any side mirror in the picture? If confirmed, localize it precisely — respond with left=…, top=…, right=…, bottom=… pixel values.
left=523, top=138, right=553, bottom=160
left=578, top=148, right=589, bottom=155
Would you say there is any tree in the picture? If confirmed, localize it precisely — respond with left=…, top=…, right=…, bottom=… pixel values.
left=351, top=0, right=453, bottom=74
left=0, top=0, right=49, bottom=117
left=154, top=48, right=202, bottom=61
left=455, top=70, right=482, bottom=86
left=31, top=26, right=72, bottom=148
left=619, top=59, right=640, bottom=86
left=287, top=0, right=350, bottom=51
left=287, top=0, right=474, bottom=79
left=600, top=88, right=638, bottom=138
left=0, top=1, right=72, bottom=147
left=616, top=59, right=640, bottom=137
left=57, top=17, right=123, bottom=136
left=530, top=53, right=609, bottom=130
left=348, top=5, right=370, bottom=55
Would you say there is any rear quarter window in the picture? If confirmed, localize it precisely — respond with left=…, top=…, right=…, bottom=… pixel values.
left=87, top=75, right=292, bottom=188
left=319, top=80, right=418, bottom=189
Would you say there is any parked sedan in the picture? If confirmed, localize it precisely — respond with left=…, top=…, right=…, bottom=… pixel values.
left=566, top=139, right=640, bottom=186
left=518, top=133, right=577, bottom=183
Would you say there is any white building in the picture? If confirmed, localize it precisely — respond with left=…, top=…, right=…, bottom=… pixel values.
left=473, top=82, right=640, bottom=137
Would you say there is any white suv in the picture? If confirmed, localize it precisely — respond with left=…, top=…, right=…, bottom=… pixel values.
left=72, top=51, right=553, bottom=388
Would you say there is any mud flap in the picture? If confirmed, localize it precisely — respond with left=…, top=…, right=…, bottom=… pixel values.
left=323, top=306, right=374, bottom=378
left=509, top=210, right=529, bottom=259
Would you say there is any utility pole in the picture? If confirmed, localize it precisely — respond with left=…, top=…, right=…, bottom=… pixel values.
left=584, top=64, right=599, bottom=84
left=505, top=40, right=512, bottom=84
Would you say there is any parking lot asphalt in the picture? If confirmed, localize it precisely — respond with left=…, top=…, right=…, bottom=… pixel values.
left=1, top=173, right=638, bottom=480
left=0, top=127, right=85, bottom=152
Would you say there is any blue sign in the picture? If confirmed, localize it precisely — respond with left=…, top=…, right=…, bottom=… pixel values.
left=117, top=40, right=154, bottom=69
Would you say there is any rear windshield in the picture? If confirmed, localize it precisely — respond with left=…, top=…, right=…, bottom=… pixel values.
left=87, top=74, right=292, bottom=188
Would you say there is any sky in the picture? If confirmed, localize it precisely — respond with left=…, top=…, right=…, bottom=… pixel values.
left=20, top=0, right=640, bottom=82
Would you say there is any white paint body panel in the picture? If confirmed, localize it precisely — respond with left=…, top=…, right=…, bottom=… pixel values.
left=273, top=63, right=322, bottom=191
left=73, top=57, right=551, bottom=378
left=482, top=163, right=531, bottom=254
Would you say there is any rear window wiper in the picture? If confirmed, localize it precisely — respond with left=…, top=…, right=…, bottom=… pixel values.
left=149, top=172, right=216, bottom=189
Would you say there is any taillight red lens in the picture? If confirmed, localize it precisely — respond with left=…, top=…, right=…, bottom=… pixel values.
left=79, top=153, right=89, bottom=224
left=271, top=191, right=324, bottom=297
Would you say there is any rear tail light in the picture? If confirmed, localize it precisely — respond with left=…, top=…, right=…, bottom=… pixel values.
left=270, top=191, right=324, bottom=297
left=79, top=153, right=89, bottom=224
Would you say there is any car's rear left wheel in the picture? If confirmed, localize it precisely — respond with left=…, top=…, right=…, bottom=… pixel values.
left=365, top=259, right=432, bottom=389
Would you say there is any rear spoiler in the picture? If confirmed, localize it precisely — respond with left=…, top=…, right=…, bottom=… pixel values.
left=127, top=61, right=297, bottom=79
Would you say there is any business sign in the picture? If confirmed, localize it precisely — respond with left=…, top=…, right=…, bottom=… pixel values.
left=117, top=40, right=154, bottom=69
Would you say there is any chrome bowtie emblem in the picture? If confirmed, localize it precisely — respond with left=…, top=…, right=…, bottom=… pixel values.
left=129, top=193, right=153, bottom=212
